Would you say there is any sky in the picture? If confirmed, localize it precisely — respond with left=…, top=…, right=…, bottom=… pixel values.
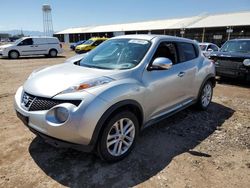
left=1, top=0, right=250, bottom=32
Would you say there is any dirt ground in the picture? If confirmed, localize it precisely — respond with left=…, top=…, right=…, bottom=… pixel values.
left=0, top=46, right=249, bottom=188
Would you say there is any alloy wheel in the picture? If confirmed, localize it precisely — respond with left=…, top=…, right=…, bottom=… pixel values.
left=201, top=83, right=212, bottom=107
left=106, top=118, right=135, bottom=157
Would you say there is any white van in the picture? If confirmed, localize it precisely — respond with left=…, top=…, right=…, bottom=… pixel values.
left=0, top=36, right=62, bottom=59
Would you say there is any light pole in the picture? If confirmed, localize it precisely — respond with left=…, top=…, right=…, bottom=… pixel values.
left=202, top=28, right=206, bottom=42
left=180, top=29, right=185, bottom=37
left=226, top=27, right=233, bottom=40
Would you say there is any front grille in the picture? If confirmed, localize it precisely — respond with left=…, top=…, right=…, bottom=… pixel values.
left=22, top=92, right=81, bottom=111
left=217, top=60, right=243, bottom=69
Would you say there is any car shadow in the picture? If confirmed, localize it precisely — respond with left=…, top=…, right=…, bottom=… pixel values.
left=217, top=77, right=250, bottom=88
left=29, top=102, right=234, bottom=187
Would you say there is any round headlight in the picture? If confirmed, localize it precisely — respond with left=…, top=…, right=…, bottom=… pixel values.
left=54, top=107, right=69, bottom=123
left=243, top=59, right=250, bottom=67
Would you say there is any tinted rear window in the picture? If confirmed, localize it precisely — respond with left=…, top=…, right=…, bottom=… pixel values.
left=177, top=42, right=198, bottom=62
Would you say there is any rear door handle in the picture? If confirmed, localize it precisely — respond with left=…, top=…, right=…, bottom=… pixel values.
left=178, top=72, right=185, bottom=77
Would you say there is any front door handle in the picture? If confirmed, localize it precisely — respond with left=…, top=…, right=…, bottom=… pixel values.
left=178, top=72, right=185, bottom=77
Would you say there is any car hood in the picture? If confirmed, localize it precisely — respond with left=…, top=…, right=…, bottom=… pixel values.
left=210, top=51, right=250, bottom=59
left=64, top=53, right=87, bottom=64
left=0, top=43, right=14, bottom=48
left=23, top=63, right=123, bottom=98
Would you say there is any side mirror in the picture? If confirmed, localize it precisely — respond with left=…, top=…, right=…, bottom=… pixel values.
left=243, top=59, right=250, bottom=66
left=207, top=48, right=213, bottom=52
left=149, top=57, right=173, bottom=70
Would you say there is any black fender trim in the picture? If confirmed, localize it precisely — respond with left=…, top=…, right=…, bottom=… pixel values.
left=88, top=100, right=144, bottom=152
left=197, top=74, right=216, bottom=98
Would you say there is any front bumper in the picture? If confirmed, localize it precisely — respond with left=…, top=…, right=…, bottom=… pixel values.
left=14, top=86, right=108, bottom=152
left=16, top=110, right=93, bottom=152
left=75, top=49, right=87, bottom=54
left=215, top=66, right=250, bottom=78
left=0, top=49, right=8, bottom=57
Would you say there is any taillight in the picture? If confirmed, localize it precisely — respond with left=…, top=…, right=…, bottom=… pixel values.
left=60, top=43, right=62, bottom=48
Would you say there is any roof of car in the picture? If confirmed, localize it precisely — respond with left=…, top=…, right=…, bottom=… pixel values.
left=89, top=37, right=108, bottom=41
left=199, top=42, right=212, bottom=45
left=229, top=38, right=250, bottom=41
left=112, top=34, right=196, bottom=43
left=21, top=36, right=58, bottom=39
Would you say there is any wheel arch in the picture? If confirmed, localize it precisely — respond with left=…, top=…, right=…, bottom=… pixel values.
left=8, top=50, right=20, bottom=58
left=197, top=74, right=216, bottom=98
left=89, top=99, right=144, bottom=150
left=49, top=48, right=58, bottom=54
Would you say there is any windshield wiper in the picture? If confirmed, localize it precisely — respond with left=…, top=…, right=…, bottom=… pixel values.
left=81, top=64, right=111, bottom=70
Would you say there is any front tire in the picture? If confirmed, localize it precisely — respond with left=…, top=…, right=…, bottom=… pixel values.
left=197, top=81, right=213, bottom=110
left=9, top=51, right=19, bottom=59
left=97, top=111, right=139, bottom=162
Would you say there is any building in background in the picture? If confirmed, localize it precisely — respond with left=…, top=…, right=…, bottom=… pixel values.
left=54, top=11, right=250, bottom=46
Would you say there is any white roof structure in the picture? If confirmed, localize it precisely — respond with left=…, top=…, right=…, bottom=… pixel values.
left=55, top=11, right=250, bottom=35
left=188, top=11, right=250, bottom=28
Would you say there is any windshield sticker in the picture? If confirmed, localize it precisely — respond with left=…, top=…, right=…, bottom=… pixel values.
left=128, top=40, right=149, bottom=45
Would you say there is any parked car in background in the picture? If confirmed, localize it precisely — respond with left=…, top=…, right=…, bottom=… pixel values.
left=0, top=36, right=62, bottom=59
left=15, top=35, right=215, bottom=162
left=70, top=40, right=86, bottom=51
left=75, top=37, right=108, bottom=54
left=199, top=42, right=219, bottom=57
left=210, top=39, right=250, bottom=81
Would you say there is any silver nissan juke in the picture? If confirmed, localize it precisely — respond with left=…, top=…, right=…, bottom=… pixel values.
left=15, top=35, right=215, bottom=162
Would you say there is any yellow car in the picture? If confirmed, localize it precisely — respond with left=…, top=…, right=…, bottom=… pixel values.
left=75, top=37, right=108, bottom=54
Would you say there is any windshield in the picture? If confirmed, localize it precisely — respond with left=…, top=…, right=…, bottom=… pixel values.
left=83, top=39, right=94, bottom=45
left=14, top=38, right=24, bottom=45
left=79, top=39, right=151, bottom=70
left=76, top=40, right=84, bottom=45
left=220, top=40, right=250, bottom=53
left=199, top=44, right=207, bottom=51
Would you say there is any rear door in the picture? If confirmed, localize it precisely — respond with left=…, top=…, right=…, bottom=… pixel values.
left=32, top=38, right=49, bottom=55
left=175, top=42, right=198, bottom=99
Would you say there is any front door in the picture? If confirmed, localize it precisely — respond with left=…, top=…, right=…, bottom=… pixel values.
left=16, top=38, right=35, bottom=56
left=142, top=41, right=197, bottom=121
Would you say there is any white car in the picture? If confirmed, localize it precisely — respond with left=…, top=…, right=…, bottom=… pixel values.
left=199, top=42, right=219, bottom=57
left=0, top=36, right=62, bottom=59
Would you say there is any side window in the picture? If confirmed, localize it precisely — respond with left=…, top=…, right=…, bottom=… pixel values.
left=18, top=38, right=33, bottom=46
left=177, top=42, right=197, bottom=62
left=93, top=40, right=103, bottom=46
left=210, top=45, right=219, bottom=51
left=152, top=42, right=178, bottom=64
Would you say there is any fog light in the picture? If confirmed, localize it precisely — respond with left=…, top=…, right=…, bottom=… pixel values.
left=54, top=107, right=69, bottom=123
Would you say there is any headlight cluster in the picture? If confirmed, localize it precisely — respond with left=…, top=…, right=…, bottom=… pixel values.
left=243, top=59, right=250, bottom=67
left=60, top=76, right=114, bottom=94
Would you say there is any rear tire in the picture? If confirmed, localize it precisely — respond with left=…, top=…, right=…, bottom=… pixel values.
left=8, top=51, right=19, bottom=59
left=48, top=49, right=57, bottom=57
left=97, top=111, right=139, bottom=162
left=196, top=81, right=213, bottom=110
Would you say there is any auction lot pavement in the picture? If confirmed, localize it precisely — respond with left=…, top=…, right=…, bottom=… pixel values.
left=0, top=47, right=249, bottom=188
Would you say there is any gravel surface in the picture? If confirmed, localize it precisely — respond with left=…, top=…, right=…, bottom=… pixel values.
left=0, top=47, right=249, bottom=188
